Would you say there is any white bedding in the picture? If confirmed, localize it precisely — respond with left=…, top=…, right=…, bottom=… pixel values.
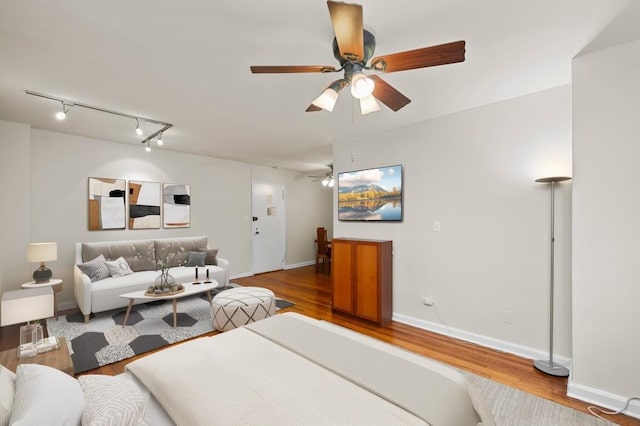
left=125, top=312, right=495, bottom=426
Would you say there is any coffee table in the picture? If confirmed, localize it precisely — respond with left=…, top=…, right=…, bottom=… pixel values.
left=119, top=280, right=218, bottom=328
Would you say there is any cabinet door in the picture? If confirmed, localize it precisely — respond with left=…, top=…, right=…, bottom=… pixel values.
left=354, top=243, right=380, bottom=322
left=331, top=240, right=353, bottom=313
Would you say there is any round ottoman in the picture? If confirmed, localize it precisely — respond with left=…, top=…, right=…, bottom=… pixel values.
left=211, top=286, right=276, bottom=331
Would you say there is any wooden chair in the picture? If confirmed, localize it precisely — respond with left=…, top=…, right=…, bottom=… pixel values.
left=316, top=227, right=331, bottom=274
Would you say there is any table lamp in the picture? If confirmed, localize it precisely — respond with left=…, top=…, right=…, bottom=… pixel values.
left=27, top=242, right=57, bottom=283
left=1, top=288, right=54, bottom=359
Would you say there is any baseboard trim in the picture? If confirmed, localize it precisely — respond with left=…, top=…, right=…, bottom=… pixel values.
left=230, top=271, right=253, bottom=279
left=284, top=261, right=315, bottom=270
left=392, top=312, right=571, bottom=368
left=567, top=381, right=640, bottom=419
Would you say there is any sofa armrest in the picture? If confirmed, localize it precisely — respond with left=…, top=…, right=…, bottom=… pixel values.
left=215, top=257, right=230, bottom=287
left=74, top=265, right=92, bottom=317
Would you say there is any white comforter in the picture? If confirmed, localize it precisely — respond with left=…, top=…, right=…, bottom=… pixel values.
left=126, top=313, right=494, bottom=426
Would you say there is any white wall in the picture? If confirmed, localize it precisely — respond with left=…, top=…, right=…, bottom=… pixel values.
left=0, top=120, right=32, bottom=294
left=334, top=86, right=572, bottom=360
left=571, top=39, right=640, bottom=414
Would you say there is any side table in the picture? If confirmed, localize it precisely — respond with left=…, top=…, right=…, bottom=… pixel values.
left=0, top=337, right=74, bottom=376
left=22, top=278, right=62, bottom=319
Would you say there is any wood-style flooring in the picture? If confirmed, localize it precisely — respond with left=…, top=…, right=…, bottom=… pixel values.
left=2, top=266, right=636, bottom=425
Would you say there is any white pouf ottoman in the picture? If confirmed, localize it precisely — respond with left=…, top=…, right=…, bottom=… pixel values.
left=211, top=286, right=276, bottom=331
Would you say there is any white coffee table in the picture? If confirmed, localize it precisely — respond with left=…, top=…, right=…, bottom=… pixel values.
left=119, top=280, right=218, bottom=328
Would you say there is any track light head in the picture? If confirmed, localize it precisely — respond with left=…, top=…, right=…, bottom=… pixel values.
left=157, top=133, right=163, bottom=146
left=135, top=119, right=144, bottom=136
left=145, top=142, right=151, bottom=152
left=55, top=101, right=69, bottom=120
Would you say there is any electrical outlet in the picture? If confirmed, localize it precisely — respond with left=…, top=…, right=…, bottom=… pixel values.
left=422, top=297, right=434, bottom=306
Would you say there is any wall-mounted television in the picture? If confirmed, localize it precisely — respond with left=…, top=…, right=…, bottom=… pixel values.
left=337, top=164, right=403, bottom=222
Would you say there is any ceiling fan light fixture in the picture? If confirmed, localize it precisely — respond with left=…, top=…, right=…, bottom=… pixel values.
left=360, top=94, right=381, bottom=115
left=350, top=72, right=375, bottom=99
left=312, top=88, right=339, bottom=112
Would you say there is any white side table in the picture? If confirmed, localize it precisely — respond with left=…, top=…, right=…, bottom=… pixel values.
left=21, top=278, right=62, bottom=319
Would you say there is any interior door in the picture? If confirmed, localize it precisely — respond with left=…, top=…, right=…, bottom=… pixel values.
left=251, top=182, right=285, bottom=274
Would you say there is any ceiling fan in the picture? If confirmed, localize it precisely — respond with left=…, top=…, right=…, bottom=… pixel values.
left=250, top=1, right=466, bottom=115
left=308, top=164, right=334, bottom=187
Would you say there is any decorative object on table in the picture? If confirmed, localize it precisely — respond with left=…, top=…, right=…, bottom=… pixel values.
left=193, top=266, right=201, bottom=285
left=163, top=183, right=190, bottom=228
left=533, top=176, right=571, bottom=377
left=27, top=242, right=57, bottom=283
left=46, top=287, right=295, bottom=374
left=204, top=268, right=212, bottom=284
left=128, top=180, right=161, bottom=229
left=154, top=247, right=185, bottom=293
left=1, top=287, right=54, bottom=359
left=88, top=177, right=126, bottom=230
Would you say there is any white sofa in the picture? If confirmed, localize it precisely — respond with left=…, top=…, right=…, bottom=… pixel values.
left=74, top=236, right=229, bottom=322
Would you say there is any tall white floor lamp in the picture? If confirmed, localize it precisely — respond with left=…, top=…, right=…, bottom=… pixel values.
left=534, top=176, right=571, bottom=377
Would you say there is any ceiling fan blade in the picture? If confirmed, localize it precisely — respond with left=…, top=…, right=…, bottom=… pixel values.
left=250, top=65, right=336, bottom=74
left=371, top=40, right=465, bottom=73
left=306, top=104, right=323, bottom=112
left=327, top=1, right=364, bottom=62
left=370, top=75, right=411, bottom=111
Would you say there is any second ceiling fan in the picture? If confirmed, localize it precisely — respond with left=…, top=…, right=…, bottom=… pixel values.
left=250, top=1, right=466, bottom=115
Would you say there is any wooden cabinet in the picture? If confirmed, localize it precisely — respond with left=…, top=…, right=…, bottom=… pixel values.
left=331, top=238, right=392, bottom=325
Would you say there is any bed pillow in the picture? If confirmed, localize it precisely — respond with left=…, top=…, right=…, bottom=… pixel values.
left=10, top=364, right=83, bottom=425
left=198, top=248, right=218, bottom=265
left=77, top=254, right=110, bottom=282
left=0, top=366, right=15, bottom=426
left=79, top=375, right=149, bottom=426
left=185, top=251, right=207, bottom=267
left=105, top=256, right=134, bottom=278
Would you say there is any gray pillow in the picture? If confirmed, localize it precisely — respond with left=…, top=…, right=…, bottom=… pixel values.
left=77, top=254, right=110, bottom=282
left=185, top=251, right=206, bottom=267
left=198, top=248, right=218, bottom=265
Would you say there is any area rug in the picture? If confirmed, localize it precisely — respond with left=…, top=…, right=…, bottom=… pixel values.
left=46, top=289, right=295, bottom=374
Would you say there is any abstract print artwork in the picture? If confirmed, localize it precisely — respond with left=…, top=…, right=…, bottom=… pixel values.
left=128, top=181, right=161, bottom=229
left=163, top=183, right=191, bottom=228
left=88, top=178, right=126, bottom=230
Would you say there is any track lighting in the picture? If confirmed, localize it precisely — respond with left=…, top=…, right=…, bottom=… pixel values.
left=55, top=101, right=69, bottom=120
left=327, top=177, right=335, bottom=188
left=25, top=90, right=172, bottom=151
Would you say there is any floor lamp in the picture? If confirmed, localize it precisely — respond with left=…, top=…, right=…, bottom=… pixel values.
left=534, top=176, right=571, bottom=377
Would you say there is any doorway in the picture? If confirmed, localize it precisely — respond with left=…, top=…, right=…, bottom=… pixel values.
left=251, top=182, right=285, bottom=274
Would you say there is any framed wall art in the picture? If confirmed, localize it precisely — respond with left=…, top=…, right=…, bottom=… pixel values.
left=128, top=180, right=161, bottom=229
left=88, top=177, right=126, bottom=230
left=163, top=183, right=191, bottom=228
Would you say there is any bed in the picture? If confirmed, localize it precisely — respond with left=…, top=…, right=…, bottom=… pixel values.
left=1, top=313, right=495, bottom=425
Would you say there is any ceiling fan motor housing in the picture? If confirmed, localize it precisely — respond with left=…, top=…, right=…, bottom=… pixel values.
left=333, top=29, right=376, bottom=66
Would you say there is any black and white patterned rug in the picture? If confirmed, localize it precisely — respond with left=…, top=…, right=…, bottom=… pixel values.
left=46, top=287, right=294, bottom=374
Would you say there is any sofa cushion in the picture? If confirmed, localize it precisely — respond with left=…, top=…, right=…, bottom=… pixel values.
left=185, top=251, right=206, bottom=267
left=105, top=257, right=134, bottom=278
left=77, top=254, right=111, bottom=282
left=198, top=248, right=218, bottom=265
left=154, top=237, right=208, bottom=268
left=82, top=241, right=156, bottom=273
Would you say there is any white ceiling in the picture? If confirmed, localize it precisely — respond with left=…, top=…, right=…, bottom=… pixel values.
left=0, top=0, right=631, bottom=174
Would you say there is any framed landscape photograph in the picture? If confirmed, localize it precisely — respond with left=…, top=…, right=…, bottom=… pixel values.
left=163, top=183, right=191, bottom=228
left=338, top=164, right=403, bottom=222
left=88, top=177, right=126, bottom=230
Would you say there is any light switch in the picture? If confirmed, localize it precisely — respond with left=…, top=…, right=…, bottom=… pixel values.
left=433, top=220, right=441, bottom=232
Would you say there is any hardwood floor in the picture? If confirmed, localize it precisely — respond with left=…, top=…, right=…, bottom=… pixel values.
left=5, top=266, right=636, bottom=425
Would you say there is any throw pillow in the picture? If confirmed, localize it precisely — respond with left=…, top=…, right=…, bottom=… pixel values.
left=105, top=256, right=134, bottom=278
left=10, top=364, right=83, bottom=425
left=79, top=375, right=149, bottom=426
left=198, top=248, right=218, bottom=265
left=77, top=254, right=110, bottom=282
left=185, top=251, right=207, bottom=267
left=0, top=366, right=15, bottom=426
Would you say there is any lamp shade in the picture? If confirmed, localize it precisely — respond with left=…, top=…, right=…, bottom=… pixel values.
left=0, top=288, right=54, bottom=326
left=27, top=242, right=57, bottom=262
